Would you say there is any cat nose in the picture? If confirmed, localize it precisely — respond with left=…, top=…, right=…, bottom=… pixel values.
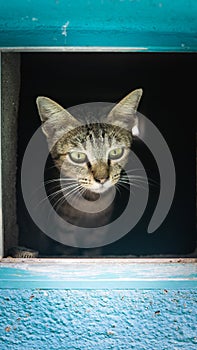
left=94, top=177, right=109, bottom=184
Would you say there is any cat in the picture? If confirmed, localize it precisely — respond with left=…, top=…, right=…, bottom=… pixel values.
left=13, top=89, right=142, bottom=258
left=36, top=88, right=142, bottom=256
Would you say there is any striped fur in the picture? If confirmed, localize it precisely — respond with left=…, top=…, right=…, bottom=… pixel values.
left=37, top=89, right=142, bottom=195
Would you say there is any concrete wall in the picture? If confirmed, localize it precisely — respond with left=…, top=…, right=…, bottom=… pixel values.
left=1, top=53, right=20, bottom=255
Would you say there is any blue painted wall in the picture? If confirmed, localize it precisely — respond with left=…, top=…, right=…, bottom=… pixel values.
left=0, top=0, right=197, bottom=50
left=0, top=261, right=196, bottom=348
left=0, top=289, right=197, bottom=349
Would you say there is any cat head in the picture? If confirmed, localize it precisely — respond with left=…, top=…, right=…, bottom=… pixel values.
left=36, top=89, right=142, bottom=194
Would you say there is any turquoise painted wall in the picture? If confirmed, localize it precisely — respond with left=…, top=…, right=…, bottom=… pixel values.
left=0, top=0, right=197, bottom=50
left=0, top=289, right=197, bottom=349
left=0, top=261, right=197, bottom=348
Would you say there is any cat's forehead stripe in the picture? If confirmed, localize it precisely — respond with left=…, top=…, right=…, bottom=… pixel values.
left=57, top=123, right=132, bottom=153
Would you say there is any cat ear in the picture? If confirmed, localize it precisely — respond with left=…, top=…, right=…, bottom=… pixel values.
left=107, top=89, right=143, bottom=134
left=36, top=96, right=80, bottom=140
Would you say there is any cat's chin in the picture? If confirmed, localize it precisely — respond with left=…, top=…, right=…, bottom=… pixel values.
left=91, top=187, right=112, bottom=194
left=82, top=187, right=112, bottom=202
left=80, top=181, right=113, bottom=198
left=88, top=183, right=113, bottom=195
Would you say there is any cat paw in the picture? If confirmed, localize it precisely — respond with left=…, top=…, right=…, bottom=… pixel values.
left=6, top=246, right=39, bottom=258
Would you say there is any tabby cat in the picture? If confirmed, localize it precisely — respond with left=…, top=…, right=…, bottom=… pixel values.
left=12, top=89, right=142, bottom=257
left=35, top=88, right=142, bottom=255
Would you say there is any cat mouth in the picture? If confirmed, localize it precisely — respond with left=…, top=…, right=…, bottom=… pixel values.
left=93, top=180, right=115, bottom=193
left=80, top=180, right=113, bottom=194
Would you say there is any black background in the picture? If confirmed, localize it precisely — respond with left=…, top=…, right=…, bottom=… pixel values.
left=17, top=53, right=196, bottom=256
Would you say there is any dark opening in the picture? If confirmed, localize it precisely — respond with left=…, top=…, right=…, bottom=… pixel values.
left=17, top=52, right=196, bottom=257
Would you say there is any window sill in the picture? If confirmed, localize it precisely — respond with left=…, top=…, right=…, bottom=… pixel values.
left=0, top=258, right=196, bottom=289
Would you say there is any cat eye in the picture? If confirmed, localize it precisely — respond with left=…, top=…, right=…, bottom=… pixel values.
left=69, top=151, right=87, bottom=163
left=108, top=147, right=124, bottom=160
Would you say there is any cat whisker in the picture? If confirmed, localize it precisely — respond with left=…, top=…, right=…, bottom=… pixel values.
left=123, top=171, right=159, bottom=187
left=34, top=189, right=64, bottom=210
left=53, top=186, right=83, bottom=214
left=51, top=182, right=78, bottom=193
left=122, top=174, right=148, bottom=180
left=62, top=185, right=84, bottom=204
left=49, top=183, right=78, bottom=196
left=45, top=182, right=78, bottom=199
left=35, top=183, right=78, bottom=209
left=121, top=176, right=149, bottom=184
left=30, top=178, right=77, bottom=201
left=115, top=183, right=121, bottom=196
left=116, top=182, right=128, bottom=192
left=123, top=174, right=146, bottom=177
left=116, top=182, right=135, bottom=196
left=124, top=168, right=144, bottom=174
left=47, top=184, right=82, bottom=219
left=122, top=174, right=159, bottom=185
left=44, top=178, right=77, bottom=186
left=48, top=195, right=66, bottom=220
left=68, top=185, right=86, bottom=207
left=119, top=179, right=148, bottom=191
left=48, top=185, right=76, bottom=198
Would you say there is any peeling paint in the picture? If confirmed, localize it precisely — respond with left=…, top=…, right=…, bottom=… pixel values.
left=61, top=21, right=70, bottom=37
left=0, top=0, right=196, bottom=48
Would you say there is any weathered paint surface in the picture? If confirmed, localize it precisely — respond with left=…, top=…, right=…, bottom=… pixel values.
left=0, top=289, right=196, bottom=349
left=0, top=261, right=196, bottom=348
left=0, top=260, right=197, bottom=289
left=0, top=0, right=197, bottom=50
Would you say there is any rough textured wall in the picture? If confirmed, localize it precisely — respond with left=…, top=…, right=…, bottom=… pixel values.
left=2, top=53, right=20, bottom=255
left=0, top=289, right=196, bottom=349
